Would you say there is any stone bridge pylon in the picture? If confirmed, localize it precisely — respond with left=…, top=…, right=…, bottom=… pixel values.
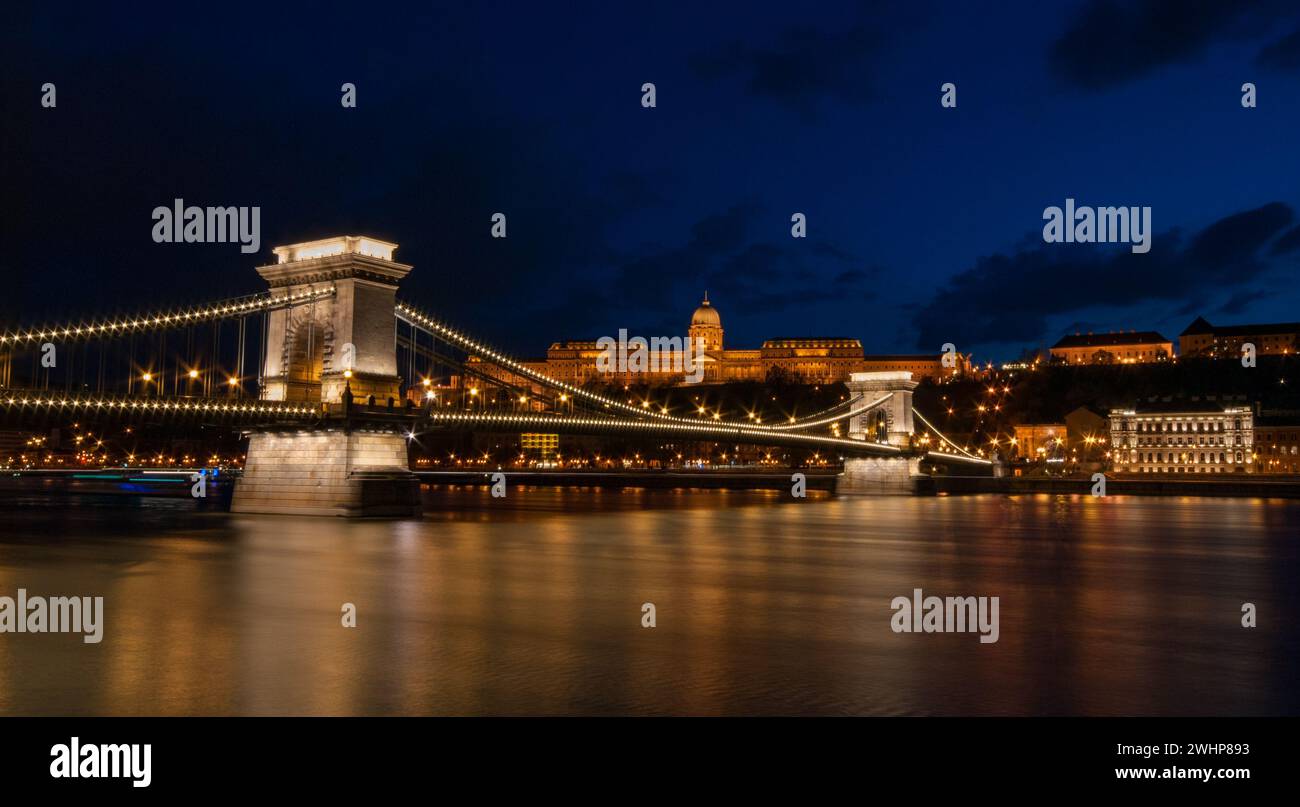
left=257, top=235, right=411, bottom=405
left=838, top=371, right=925, bottom=494
left=231, top=236, right=422, bottom=518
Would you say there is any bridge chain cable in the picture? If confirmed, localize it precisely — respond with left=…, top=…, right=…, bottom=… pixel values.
left=0, top=389, right=316, bottom=421
left=0, top=287, right=336, bottom=345
left=395, top=333, right=559, bottom=406
left=911, top=406, right=991, bottom=464
left=763, top=393, right=892, bottom=431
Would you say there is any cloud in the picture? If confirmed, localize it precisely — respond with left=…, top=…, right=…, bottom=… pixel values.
left=688, top=204, right=761, bottom=255
left=552, top=203, right=879, bottom=340
left=1257, top=28, right=1300, bottom=70
left=1215, top=289, right=1270, bottom=316
left=690, top=25, right=880, bottom=114
left=1049, top=0, right=1300, bottom=90
left=912, top=202, right=1295, bottom=349
left=706, top=241, right=876, bottom=317
left=1186, top=202, right=1293, bottom=273
left=1269, top=224, right=1300, bottom=255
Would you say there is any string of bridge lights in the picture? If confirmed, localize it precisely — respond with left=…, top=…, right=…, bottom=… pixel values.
left=911, top=407, right=989, bottom=463
left=764, top=393, right=893, bottom=431
left=0, top=391, right=315, bottom=418
left=0, top=287, right=336, bottom=344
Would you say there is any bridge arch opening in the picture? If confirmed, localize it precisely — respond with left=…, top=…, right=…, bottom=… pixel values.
left=281, top=315, right=329, bottom=402
left=872, top=409, right=887, bottom=443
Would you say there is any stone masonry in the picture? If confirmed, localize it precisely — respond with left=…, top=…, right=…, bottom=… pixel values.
left=231, top=428, right=421, bottom=517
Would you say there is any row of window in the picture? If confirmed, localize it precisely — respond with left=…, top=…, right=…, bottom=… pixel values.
left=1131, top=451, right=1244, bottom=464
left=1123, top=435, right=1243, bottom=447
left=1119, top=419, right=1244, bottom=433
left=1132, top=466, right=1246, bottom=473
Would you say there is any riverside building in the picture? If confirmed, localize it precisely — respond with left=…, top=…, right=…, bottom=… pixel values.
left=1108, top=398, right=1254, bottom=474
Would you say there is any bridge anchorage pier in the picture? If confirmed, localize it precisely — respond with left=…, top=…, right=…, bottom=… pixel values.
left=837, top=371, right=927, bottom=495
left=231, top=237, right=422, bottom=518
left=232, top=422, right=421, bottom=517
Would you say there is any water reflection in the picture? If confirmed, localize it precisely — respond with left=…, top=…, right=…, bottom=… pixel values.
left=0, top=486, right=1295, bottom=715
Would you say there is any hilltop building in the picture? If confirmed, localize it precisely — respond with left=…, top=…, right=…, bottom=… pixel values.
left=515, top=294, right=969, bottom=387
left=1050, top=331, right=1173, bottom=364
left=1179, top=317, right=1300, bottom=358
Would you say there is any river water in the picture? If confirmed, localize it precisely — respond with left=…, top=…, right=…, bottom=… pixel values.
left=0, top=486, right=1296, bottom=715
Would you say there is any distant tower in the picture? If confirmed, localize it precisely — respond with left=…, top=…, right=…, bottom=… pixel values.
left=688, top=291, right=724, bottom=351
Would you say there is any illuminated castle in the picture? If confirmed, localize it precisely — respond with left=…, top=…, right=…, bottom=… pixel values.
left=513, top=294, right=966, bottom=386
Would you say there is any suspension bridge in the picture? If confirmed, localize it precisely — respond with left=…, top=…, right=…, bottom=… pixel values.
left=0, top=235, right=990, bottom=515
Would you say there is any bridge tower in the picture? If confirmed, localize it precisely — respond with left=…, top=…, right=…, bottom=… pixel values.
left=839, top=371, right=924, bottom=494
left=257, top=236, right=411, bottom=405
left=845, top=371, right=917, bottom=446
left=231, top=236, right=421, bottom=518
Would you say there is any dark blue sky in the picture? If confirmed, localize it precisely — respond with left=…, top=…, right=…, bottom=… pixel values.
left=4, top=0, right=1300, bottom=362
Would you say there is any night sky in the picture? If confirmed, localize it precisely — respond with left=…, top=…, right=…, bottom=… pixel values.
left=5, top=1, right=1300, bottom=363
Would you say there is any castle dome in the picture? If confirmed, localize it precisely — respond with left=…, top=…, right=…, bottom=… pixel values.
left=690, top=292, right=721, bottom=327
